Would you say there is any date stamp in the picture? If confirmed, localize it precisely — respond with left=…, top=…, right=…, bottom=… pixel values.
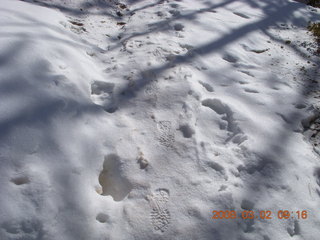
left=212, top=210, right=308, bottom=220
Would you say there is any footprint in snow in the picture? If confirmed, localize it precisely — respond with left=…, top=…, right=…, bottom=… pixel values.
left=147, top=189, right=171, bottom=232
left=157, top=121, right=175, bottom=148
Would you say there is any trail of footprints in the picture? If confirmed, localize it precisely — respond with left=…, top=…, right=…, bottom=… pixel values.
left=147, top=189, right=171, bottom=232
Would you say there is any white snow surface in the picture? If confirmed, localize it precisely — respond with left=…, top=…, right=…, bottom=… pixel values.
left=0, top=0, right=320, bottom=239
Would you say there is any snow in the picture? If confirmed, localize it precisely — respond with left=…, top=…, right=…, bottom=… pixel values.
left=0, top=0, right=320, bottom=239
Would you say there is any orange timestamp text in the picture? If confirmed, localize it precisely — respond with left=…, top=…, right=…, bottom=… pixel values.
left=212, top=210, right=308, bottom=220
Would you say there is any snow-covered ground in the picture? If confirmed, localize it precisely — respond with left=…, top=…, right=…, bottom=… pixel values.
left=0, top=0, right=320, bottom=239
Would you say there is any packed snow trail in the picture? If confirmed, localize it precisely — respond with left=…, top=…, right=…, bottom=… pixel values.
left=1, top=0, right=320, bottom=239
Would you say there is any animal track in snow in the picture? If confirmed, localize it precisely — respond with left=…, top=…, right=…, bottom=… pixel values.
left=222, top=53, right=239, bottom=63
left=123, top=39, right=144, bottom=53
left=287, top=220, right=300, bottom=237
left=11, top=176, right=30, bottom=185
left=169, top=10, right=180, bottom=17
left=170, top=3, right=179, bottom=8
left=201, top=98, right=247, bottom=145
left=96, top=213, right=109, bottom=223
left=239, top=200, right=256, bottom=233
left=242, top=44, right=269, bottom=54
left=241, top=218, right=255, bottom=233
left=206, top=161, right=225, bottom=174
left=276, top=113, right=292, bottom=125
left=90, top=80, right=117, bottom=113
left=241, top=199, right=255, bottom=210
left=157, top=121, right=175, bottom=147
left=233, top=12, right=250, bottom=19
left=173, top=23, right=184, bottom=31
left=237, top=153, right=277, bottom=176
left=314, top=168, right=320, bottom=186
left=98, top=154, right=132, bottom=201
left=147, top=189, right=171, bottom=232
left=238, top=80, right=249, bottom=85
left=263, top=235, right=271, bottom=240
left=179, top=43, right=194, bottom=51
left=238, top=70, right=255, bottom=77
left=294, top=103, right=306, bottom=109
left=68, top=18, right=86, bottom=34
left=244, top=88, right=259, bottom=93
left=199, top=81, right=214, bottom=92
left=301, top=111, right=320, bottom=155
left=156, top=11, right=165, bottom=17
left=178, top=124, right=195, bottom=138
